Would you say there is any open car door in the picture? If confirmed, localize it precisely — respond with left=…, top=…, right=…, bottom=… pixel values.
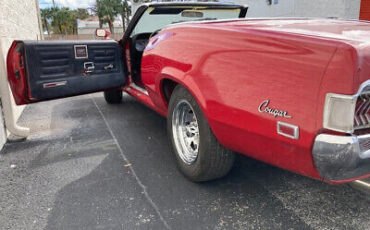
left=7, top=40, right=125, bottom=105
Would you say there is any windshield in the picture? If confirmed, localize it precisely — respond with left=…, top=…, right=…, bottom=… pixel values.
left=131, top=6, right=241, bottom=37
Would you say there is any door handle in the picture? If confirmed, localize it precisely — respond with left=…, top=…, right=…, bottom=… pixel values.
left=104, top=64, right=114, bottom=70
left=83, top=62, right=95, bottom=75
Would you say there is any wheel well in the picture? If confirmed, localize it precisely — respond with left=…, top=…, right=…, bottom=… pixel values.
left=162, top=79, right=178, bottom=104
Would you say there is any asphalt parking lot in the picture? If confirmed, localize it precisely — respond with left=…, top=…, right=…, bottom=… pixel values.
left=0, top=93, right=369, bottom=230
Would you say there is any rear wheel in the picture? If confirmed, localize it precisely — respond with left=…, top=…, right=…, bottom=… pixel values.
left=104, top=89, right=122, bottom=104
left=167, top=85, right=235, bottom=182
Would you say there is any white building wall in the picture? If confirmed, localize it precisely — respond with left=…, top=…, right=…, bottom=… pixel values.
left=77, top=18, right=124, bottom=35
left=0, top=104, right=5, bottom=148
left=293, top=0, right=360, bottom=19
left=0, top=0, right=42, bottom=148
left=232, top=0, right=295, bottom=17
left=233, top=0, right=361, bottom=19
left=77, top=27, right=124, bottom=35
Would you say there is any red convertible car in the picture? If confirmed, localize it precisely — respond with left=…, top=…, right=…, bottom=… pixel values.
left=6, top=3, right=370, bottom=183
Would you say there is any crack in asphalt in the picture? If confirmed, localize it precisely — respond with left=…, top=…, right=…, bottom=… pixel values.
left=92, top=98, right=171, bottom=230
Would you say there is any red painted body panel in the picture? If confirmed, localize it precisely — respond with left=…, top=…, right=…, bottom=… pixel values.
left=7, top=41, right=29, bottom=105
left=137, top=19, right=370, bottom=182
left=7, top=18, right=370, bottom=183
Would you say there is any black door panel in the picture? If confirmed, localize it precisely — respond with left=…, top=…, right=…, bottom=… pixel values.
left=22, top=40, right=125, bottom=102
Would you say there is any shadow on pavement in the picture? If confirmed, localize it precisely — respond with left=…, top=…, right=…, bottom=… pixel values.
left=0, top=94, right=368, bottom=230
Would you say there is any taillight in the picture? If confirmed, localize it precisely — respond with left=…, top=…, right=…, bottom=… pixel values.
left=323, top=80, right=370, bottom=133
left=323, top=93, right=357, bottom=133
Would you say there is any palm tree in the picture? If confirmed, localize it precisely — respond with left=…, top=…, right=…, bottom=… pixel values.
left=71, top=8, right=90, bottom=34
left=46, top=7, right=89, bottom=35
left=51, top=7, right=72, bottom=34
left=96, top=0, right=122, bottom=34
left=121, top=0, right=131, bottom=32
left=40, top=8, right=53, bottom=35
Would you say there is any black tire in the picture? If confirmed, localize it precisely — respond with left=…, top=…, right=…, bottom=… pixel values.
left=104, top=89, right=122, bottom=104
left=167, top=85, right=235, bottom=182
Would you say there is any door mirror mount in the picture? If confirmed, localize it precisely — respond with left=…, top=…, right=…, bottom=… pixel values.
left=95, top=29, right=111, bottom=39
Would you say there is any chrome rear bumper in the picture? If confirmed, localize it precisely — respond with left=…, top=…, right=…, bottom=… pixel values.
left=312, top=134, right=370, bottom=181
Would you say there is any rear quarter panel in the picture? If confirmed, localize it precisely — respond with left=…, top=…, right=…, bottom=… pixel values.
left=141, top=24, right=340, bottom=179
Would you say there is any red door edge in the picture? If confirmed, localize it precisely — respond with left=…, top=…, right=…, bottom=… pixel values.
left=360, top=0, right=370, bottom=21
left=6, top=41, right=29, bottom=105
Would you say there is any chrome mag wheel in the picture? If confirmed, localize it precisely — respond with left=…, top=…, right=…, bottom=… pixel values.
left=172, top=100, right=200, bottom=164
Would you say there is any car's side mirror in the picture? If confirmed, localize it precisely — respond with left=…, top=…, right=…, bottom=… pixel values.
left=96, top=29, right=107, bottom=38
left=95, top=29, right=112, bottom=40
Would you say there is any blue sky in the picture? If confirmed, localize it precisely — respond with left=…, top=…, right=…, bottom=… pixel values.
left=39, top=0, right=96, bottom=9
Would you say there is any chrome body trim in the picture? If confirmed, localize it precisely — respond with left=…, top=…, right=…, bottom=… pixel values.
left=358, top=134, right=370, bottom=159
left=349, top=179, right=370, bottom=195
left=354, top=94, right=370, bottom=129
left=43, top=81, right=67, bottom=88
left=258, top=99, right=292, bottom=118
left=276, top=121, right=299, bottom=140
left=312, top=133, right=370, bottom=181
left=74, top=45, right=88, bottom=59
left=130, top=83, right=148, bottom=95
left=83, top=62, right=95, bottom=74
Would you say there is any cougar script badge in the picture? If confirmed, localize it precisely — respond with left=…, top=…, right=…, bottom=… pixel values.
left=258, top=100, right=292, bottom=118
